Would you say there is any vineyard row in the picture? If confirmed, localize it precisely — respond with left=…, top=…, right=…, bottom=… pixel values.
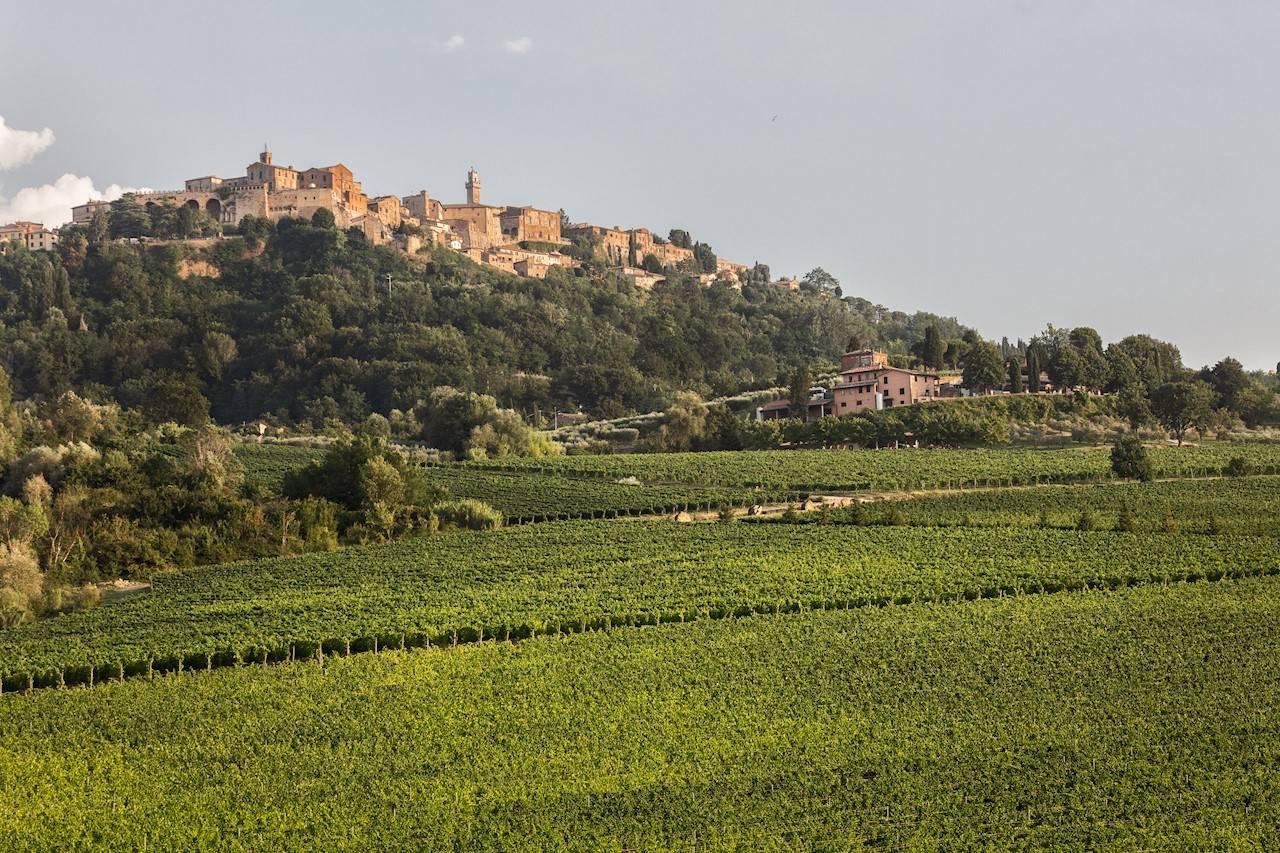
left=5, top=563, right=1277, bottom=697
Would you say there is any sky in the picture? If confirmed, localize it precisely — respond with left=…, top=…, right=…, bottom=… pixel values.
left=0, top=0, right=1276, bottom=370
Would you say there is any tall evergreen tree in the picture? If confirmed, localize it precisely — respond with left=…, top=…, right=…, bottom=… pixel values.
left=1007, top=358, right=1025, bottom=393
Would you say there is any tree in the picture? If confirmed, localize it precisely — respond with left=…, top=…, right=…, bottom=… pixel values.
left=108, top=196, right=151, bottom=239
left=1204, top=357, right=1249, bottom=411
left=801, top=268, right=842, bottom=297
left=1067, top=327, right=1108, bottom=390
left=788, top=367, right=813, bottom=421
left=1117, top=385, right=1154, bottom=430
left=1006, top=358, right=1025, bottom=393
left=1026, top=347, right=1042, bottom=393
left=641, top=254, right=664, bottom=274
left=416, top=388, right=499, bottom=455
left=1234, top=385, right=1279, bottom=428
left=1107, top=335, right=1183, bottom=392
left=918, top=324, right=945, bottom=370
left=467, top=410, right=559, bottom=459
left=961, top=341, right=1005, bottom=394
left=668, top=229, right=692, bottom=249
left=311, top=208, right=336, bottom=229
left=1110, top=434, right=1153, bottom=482
left=692, top=242, right=717, bottom=274
left=358, top=457, right=406, bottom=510
left=1151, top=380, right=1215, bottom=445
left=657, top=391, right=708, bottom=451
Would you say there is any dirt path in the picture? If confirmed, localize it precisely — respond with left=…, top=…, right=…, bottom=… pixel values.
left=97, top=580, right=151, bottom=602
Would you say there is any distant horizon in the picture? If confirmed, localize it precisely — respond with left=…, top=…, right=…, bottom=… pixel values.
left=2, top=0, right=1277, bottom=371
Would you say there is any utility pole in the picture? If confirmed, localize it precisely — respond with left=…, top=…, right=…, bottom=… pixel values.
left=384, top=273, right=392, bottom=297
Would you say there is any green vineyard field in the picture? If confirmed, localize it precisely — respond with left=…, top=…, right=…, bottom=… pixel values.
left=2, top=580, right=1279, bottom=849
left=2, top=522, right=1278, bottom=689
left=889, top=475, right=1280, bottom=534
left=234, top=443, right=779, bottom=520
left=466, top=443, right=1280, bottom=490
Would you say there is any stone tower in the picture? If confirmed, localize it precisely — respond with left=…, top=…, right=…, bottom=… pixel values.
left=465, top=167, right=481, bottom=205
left=259, top=145, right=272, bottom=165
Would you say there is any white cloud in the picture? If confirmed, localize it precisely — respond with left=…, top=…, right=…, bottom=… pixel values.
left=0, top=174, right=149, bottom=227
left=445, top=34, right=465, bottom=51
left=502, top=36, right=532, bottom=54
left=0, top=115, right=56, bottom=171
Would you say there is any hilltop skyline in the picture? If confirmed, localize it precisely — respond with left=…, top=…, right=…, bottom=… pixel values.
left=2, top=0, right=1278, bottom=369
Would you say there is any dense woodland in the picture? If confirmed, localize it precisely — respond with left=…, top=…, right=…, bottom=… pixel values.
left=0, top=206, right=968, bottom=428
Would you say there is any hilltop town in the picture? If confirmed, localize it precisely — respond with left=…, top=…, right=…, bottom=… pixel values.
left=3, top=147, right=795, bottom=292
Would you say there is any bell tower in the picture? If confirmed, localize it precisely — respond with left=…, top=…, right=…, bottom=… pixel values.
left=465, top=167, right=481, bottom=205
left=260, top=144, right=272, bottom=165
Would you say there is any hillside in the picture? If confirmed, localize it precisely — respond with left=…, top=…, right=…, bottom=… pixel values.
left=0, top=224, right=968, bottom=426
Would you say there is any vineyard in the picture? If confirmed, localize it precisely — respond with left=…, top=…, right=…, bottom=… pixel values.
left=464, top=442, right=1280, bottom=491
left=234, top=443, right=780, bottom=520
left=1, top=579, right=1278, bottom=849
left=423, top=467, right=784, bottom=522
left=233, top=442, right=323, bottom=488
left=6, top=442, right=1280, bottom=846
left=2, top=521, right=1278, bottom=690
left=888, top=475, right=1280, bottom=534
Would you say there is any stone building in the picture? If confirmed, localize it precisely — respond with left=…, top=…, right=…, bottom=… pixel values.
left=299, top=163, right=367, bottom=215
left=244, top=149, right=300, bottom=191
left=0, top=221, right=59, bottom=252
left=70, top=200, right=112, bottom=225
left=73, top=148, right=378, bottom=235
left=500, top=206, right=561, bottom=244
left=367, top=195, right=405, bottom=229
left=402, top=190, right=445, bottom=223
left=442, top=168, right=560, bottom=251
left=628, top=228, right=693, bottom=268
left=563, top=223, right=631, bottom=264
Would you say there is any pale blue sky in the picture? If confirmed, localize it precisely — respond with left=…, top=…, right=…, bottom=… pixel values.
left=1, top=0, right=1276, bottom=369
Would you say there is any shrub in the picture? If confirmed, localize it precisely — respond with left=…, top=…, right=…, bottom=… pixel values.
left=1110, top=434, right=1153, bottom=482
left=1116, top=502, right=1137, bottom=533
left=883, top=505, right=907, bottom=526
left=433, top=499, right=503, bottom=531
left=1076, top=508, right=1096, bottom=532
left=1223, top=456, right=1253, bottom=478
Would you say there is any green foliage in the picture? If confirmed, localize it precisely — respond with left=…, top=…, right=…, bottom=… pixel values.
left=432, top=498, right=503, bottom=530
left=1116, top=501, right=1137, bottom=532
left=471, top=442, right=1280, bottom=491
left=3, top=521, right=1279, bottom=684
left=3, top=581, right=1280, bottom=847
left=1223, top=456, right=1252, bottom=478
left=1111, top=434, right=1153, bottom=482
left=868, top=477, right=1280, bottom=537
left=961, top=341, right=1005, bottom=393
left=1152, top=380, right=1216, bottom=445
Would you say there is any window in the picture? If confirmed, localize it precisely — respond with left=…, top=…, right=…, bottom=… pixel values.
left=899, top=388, right=905, bottom=395
left=840, top=401, right=847, bottom=408
left=883, top=377, right=889, bottom=385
